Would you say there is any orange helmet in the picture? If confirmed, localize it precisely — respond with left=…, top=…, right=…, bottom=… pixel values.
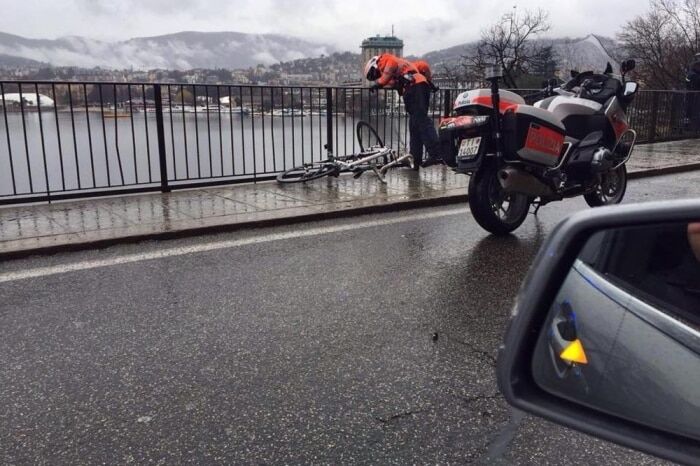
left=413, top=60, right=432, bottom=81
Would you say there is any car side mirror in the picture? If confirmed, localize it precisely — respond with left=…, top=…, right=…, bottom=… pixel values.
left=624, top=81, right=638, bottom=96
left=497, top=200, right=700, bottom=464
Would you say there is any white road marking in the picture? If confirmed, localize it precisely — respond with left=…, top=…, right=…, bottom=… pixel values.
left=0, top=207, right=468, bottom=283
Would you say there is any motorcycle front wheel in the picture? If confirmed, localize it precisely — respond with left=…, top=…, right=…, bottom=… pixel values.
left=468, top=163, right=530, bottom=235
left=584, top=164, right=627, bottom=207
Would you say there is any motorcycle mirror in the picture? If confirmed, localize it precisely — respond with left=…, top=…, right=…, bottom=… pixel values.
left=624, top=81, right=639, bottom=96
left=548, top=78, right=559, bottom=87
left=621, top=59, right=636, bottom=74
left=604, top=62, right=613, bottom=74
left=497, top=199, right=700, bottom=465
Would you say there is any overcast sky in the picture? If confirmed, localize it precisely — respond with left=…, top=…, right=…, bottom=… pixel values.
left=1, top=0, right=651, bottom=55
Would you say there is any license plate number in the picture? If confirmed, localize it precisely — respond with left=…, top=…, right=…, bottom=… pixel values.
left=458, top=137, right=482, bottom=158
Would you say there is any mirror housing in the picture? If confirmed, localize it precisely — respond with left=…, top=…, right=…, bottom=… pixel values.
left=622, top=59, right=636, bottom=74
left=497, top=200, right=700, bottom=464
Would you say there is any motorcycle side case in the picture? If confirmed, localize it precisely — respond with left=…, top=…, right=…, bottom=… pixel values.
left=502, top=105, right=567, bottom=167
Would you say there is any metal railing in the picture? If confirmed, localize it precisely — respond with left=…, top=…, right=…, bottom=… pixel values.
left=1, top=80, right=699, bottom=206
left=0, top=81, right=454, bottom=205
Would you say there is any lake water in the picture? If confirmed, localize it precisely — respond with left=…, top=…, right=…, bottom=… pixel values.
left=0, top=110, right=411, bottom=197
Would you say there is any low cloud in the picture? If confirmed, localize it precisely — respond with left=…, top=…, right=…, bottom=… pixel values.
left=2, top=0, right=652, bottom=56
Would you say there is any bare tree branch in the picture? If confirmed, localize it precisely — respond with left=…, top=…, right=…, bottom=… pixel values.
left=620, top=0, right=700, bottom=88
left=462, top=8, right=551, bottom=88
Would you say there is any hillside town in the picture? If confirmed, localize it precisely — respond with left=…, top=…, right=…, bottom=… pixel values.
left=0, top=51, right=362, bottom=87
left=0, top=33, right=621, bottom=89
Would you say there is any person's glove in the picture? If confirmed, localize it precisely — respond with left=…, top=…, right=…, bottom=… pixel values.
left=429, top=82, right=439, bottom=93
left=369, top=83, right=381, bottom=94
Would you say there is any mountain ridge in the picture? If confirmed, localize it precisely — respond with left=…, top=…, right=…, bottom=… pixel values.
left=0, top=30, right=622, bottom=77
left=0, top=30, right=336, bottom=70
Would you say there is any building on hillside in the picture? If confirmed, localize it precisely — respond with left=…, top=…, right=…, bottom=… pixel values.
left=360, top=35, right=404, bottom=84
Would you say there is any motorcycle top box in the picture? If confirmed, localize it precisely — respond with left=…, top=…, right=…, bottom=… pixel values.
left=453, top=89, right=526, bottom=115
left=502, top=105, right=567, bottom=167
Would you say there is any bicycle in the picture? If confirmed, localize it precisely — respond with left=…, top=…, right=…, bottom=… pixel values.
left=276, top=120, right=415, bottom=184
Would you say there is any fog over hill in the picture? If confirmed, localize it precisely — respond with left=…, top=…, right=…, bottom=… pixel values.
left=420, top=34, right=622, bottom=74
left=0, top=31, right=336, bottom=70
left=0, top=30, right=622, bottom=78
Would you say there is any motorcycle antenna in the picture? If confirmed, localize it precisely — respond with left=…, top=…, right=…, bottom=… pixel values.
left=486, top=64, right=505, bottom=157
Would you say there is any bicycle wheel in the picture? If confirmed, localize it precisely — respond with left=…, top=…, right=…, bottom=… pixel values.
left=276, top=163, right=339, bottom=184
left=356, top=120, right=385, bottom=152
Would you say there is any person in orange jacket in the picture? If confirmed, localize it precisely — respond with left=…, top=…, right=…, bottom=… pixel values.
left=364, top=54, right=442, bottom=168
left=413, top=60, right=439, bottom=92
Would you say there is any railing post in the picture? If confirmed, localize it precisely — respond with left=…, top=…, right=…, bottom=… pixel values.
left=325, top=87, right=333, bottom=155
left=648, top=91, right=659, bottom=143
left=691, top=92, right=700, bottom=136
left=443, top=89, right=452, bottom=117
left=153, top=84, right=170, bottom=193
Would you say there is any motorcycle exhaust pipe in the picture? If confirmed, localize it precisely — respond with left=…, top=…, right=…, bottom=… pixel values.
left=498, top=167, right=554, bottom=197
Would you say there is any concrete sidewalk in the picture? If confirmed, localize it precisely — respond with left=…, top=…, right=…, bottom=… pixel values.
left=2, top=139, right=700, bottom=258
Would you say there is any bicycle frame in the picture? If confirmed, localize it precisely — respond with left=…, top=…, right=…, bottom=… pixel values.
left=318, top=117, right=412, bottom=182
left=335, top=147, right=391, bottom=168
left=332, top=146, right=394, bottom=182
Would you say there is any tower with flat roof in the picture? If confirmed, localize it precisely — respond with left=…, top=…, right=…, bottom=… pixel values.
left=360, top=34, right=404, bottom=84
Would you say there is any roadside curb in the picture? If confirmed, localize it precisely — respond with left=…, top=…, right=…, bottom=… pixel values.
left=627, top=162, right=700, bottom=179
left=0, top=193, right=468, bottom=261
left=1, top=163, right=699, bottom=261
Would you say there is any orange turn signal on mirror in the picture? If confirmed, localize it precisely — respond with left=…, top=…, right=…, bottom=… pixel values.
left=560, top=339, right=588, bottom=365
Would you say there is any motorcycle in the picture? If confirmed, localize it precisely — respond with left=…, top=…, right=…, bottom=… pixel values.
left=438, top=60, right=639, bottom=235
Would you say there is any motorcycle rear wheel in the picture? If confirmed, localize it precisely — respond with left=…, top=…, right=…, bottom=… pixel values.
left=584, top=164, right=627, bottom=207
left=468, top=164, right=530, bottom=235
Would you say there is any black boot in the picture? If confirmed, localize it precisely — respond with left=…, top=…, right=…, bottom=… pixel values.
left=411, top=154, right=422, bottom=171
left=421, top=156, right=444, bottom=168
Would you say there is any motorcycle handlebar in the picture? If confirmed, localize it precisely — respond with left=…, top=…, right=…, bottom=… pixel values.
left=523, top=88, right=551, bottom=104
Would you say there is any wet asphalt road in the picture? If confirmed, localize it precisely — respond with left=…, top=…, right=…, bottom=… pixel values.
left=2, top=172, right=699, bottom=464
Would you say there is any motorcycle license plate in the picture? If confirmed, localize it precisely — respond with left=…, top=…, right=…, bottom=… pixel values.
left=458, top=137, right=482, bottom=159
